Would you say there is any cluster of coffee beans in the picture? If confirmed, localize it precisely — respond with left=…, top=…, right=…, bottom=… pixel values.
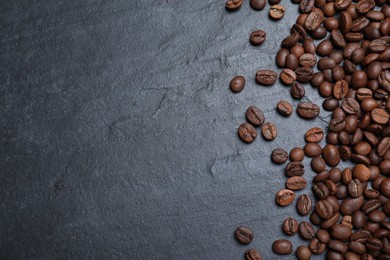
left=228, top=0, right=390, bottom=259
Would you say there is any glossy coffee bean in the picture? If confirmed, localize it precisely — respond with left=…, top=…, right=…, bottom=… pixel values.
left=256, top=70, right=277, bottom=86
left=286, top=162, right=305, bottom=177
left=277, top=100, right=293, bottom=116
left=295, top=245, right=311, bottom=260
left=297, top=194, right=312, bottom=215
left=262, top=122, right=277, bottom=141
left=286, top=176, right=307, bottom=190
left=235, top=226, right=254, bottom=244
left=238, top=123, right=257, bottom=143
left=297, top=102, right=320, bottom=119
left=271, top=148, right=288, bottom=164
left=282, top=217, right=299, bottom=235
left=291, top=82, right=305, bottom=99
left=245, top=248, right=262, bottom=260
left=299, top=221, right=315, bottom=240
left=250, top=0, right=266, bottom=10
left=250, top=30, right=266, bottom=46
left=246, top=106, right=265, bottom=126
left=305, top=127, right=324, bottom=143
left=230, top=76, right=245, bottom=93
left=276, top=189, right=295, bottom=206
left=226, top=0, right=243, bottom=11
left=272, top=239, right=292, bottom=255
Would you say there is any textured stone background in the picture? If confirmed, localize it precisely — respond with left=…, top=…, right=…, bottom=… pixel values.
left=1, top=0, right=339, bottom=259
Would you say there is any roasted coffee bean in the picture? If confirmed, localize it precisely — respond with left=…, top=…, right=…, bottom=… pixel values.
left=377, top=137, right=390, bottom=156
left=309, top=238, right=326, bottom=255
left=291, top=82, right=305, bottom=99
left=340, top=145, right=352, bottom=160
left=324, top=17, right=339, bottom=31
left=318, top=57, right=336, bottom=70
left=286, top=176, right=307, bottom=190
left=311, top=72, right=324, bottom=88
left=372, top=108, right=389, bottom=124
left=366, top=237, right=383, bottom=251
left=367, top=62, right=382, bottom=80
left=352, top=211, right=367, bottom=229
left=321, top=212, right=341, bottom=229
left=311, top=156, right=326, bottom=173
left=290, top=147, right=304, bottom=162
left=317, top=40, right=334, bottom=56
left=299, top=54, right=317, bottom=68
left=368, top=210, right=386, bottom=223
left=333, top=80, right=348, bottom=100
left=269, top=5, right=286, bottom=20
left=348, top=241, right=366, bottom=255
left=353, top=164, right=371, bottom=182
left=316, top=200, right=335, bottom=219
left=271, top=148, right=288, bottom=164
left=245, top=248, right=262, bottom=260
left=312, top=26, right=328, bottom=40
left=226, top=0, right=243, bottom=11
left=305, top=8, right=324, bottom=32
left=331, top=29, right=347, bottom=48
left=331, top=224, right=352, bottom=241
left=380, top=178, right=390, bottom=197
left=272, top=239, right=293, bottom=255
left=282, top=217, right=299, bottom=235
left=295, top=245, right=311, bottom=260
left=351, top=17, right=370, bottom=32
left=354, top=141, right=371, bottom=155
left=305, top=127, right=324, bottom=143
left=276, top=189, right=295, bottom=206
left=348, top=179, right=363, bottom=198
left=299, top=221, right=315, bottom=240
left=262, top=122, right=277, bottom=141
left=246, top=106, right=265, bottom=126
left=300, top=0, right=314, bottom=13
left=329, top=117, right=346, bottom=133
left=296, top=67, right=314, bottom=83
left=323, top=144, right=341, bottom=167
left=235, top=226, right=254, bottom=244
left=276, top=48, right=289, bottom=68
left=250, top=0, right=266, bottom=10
left=304, top=143, right=322, bottom=157
left=328, top=240, right=348, bottom=254
left=304, top=38, right=317, bottom=54
left=341, top=196, right=365, bottom=215
left=341, top=98, right=360, bottom=114
left=317, top=229, right=331, bottom=244
left=256, top=70, right=277, bottom=86
left=313, top=183, right=330, bottom=200
left=323, top=98, right=339, bottom=111
left=379, top=71, right=390, bottom=91
left=313, top=170, right=330, bottom=183
left=282, top=34, right=300, bottom=48
left=277, top=100, right=293, bottom=116
left=345, top=32, right=364, bottom=42
left=292, top=24, right=307, bottom=39
left=238, top=123, right=257, bottom=143
left=280, top=69, right=296, bottom=85
left=334, top=0, right=352, bottom=11
left=341, top=215, right=353, bottom=229
left=285, top=54, right=299, bottom=71
left=286, top=162, right=305, bottom=177
left=338, top=130, right=350, bottom=145
left=297, top=195, right=312, bottom=215
left=297, top=102, right=320, bottom=119
left=250, top=30, right=266, bottom=46
left=230, top=76, right=245, bottom=93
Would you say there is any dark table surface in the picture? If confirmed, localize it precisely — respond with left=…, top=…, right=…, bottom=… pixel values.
left=1, top=0, right=338, bottom=259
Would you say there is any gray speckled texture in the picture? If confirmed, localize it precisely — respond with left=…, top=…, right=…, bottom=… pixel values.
left=1, top=0, right=339, bottom=259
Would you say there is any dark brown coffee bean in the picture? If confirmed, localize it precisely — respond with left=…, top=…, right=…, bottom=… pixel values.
left=235, top=226, right=254, bottom=244
left=297, top=195, right=312, bottom=215
left=324, top=17, right=340, bottom=31
left=323, top=97, right=339, bottom=111
left=245, top=248, right=262, bottom=260
left=356, top=0, right=375, bottom=14
left=341, top=215, right=353, bottom=229
left=291, top=82, right=305, bottom=99
left=299, top=53, right=317, bottom=68
left=299, top=221, right=315, bottom=240
left=269, top=5, right=286, bottom=20
left=285, top=54, right=299, bottom=71
left=296, top=67, right=314, bottom=83
left=280, top=69, right=296, bottom=85
left=282, top=33, right=300, bottom=48
left=276, top=48, right=289, bottom=68
left=349, top=179, right=363, bottom=198
left=342, top=98, right=360, bottom=114
left=345, top=32, right=364, bottom=42
left=331, top=224, right=352, bottom=241
left=311, top=26, right=327, bottom=40
left=368, top=210, right=386, bottom=223
left=372, top=108, right=389, bottom=124
left=304, top=143, right=322, bottom=157
left=303, top=38, right=316, bottom=54
left=305, top=127, right=324, bottom=143
left=318, top=57, right=336, bottom=70
left=311, top=72, right=324, bottom=88
left=311, top=156, right=326, bottom=173
left=282, top=217, right=299, bottom=235
left=366, top=237, right=383, bottom=251
left=238, top=123, right=257, bottom=143
left=250, top=0, right=266, bottom=10
left=330, top=117, right=346, bottom=133
left=334, top=0, right=352, bottom=11
left=379, top=71, right=390, bottom=91
left=271, top=148, right=288, bottom=164
left=256, top=70, right=277, bottom=86
left=289, top=148, right=304, bottom=162
left=333, top=80, right=348, bottom=100
left=319, top=81, right=332, bottom=97
left=367, top=62, right=382, bottom=80
left=308, top=239, right=325, bottom=255
left=286, top=162, right=305, bottom=177
left=356, top=88, right=373, bottom=101
left=323, top=144, right=341, bottom=167
left=341, top=196, right=365, bottom=215
left=354, top=141, right=372, bottom=155
left=377, top=137, right=390, bottom=156
left=340, top=11, right=353, bottom=33
left=262, top=122, right=277, bottom=141
left=351, top=48, right=365, bottom=64
left=272, top=239, right=292, bottom=255
left=276, top=100, right=293, bottom=116
left=369, top=39, right=387, bottom=53
left=328, top=240, right=348, bottom=253
left=250, top=30, right=266, bottom=46
left=317, top=40, right=334, bottom=56
left=353, top=164, right=371, bottom=182
left=313, top=183, right=329, bottom=199
left=316, top=229, right=330, bottom=244
left=305, top=8, right=325, bottom=31
left=315, top=200, right=335, bottom=219
left=291, top=24, right=307, bottom=39
left=364, top=189, right=379, bottom=199
left=276, top=189, right=295, bottom=206
left=299, top=0, right=314, bottom=13
left=297, top=102, right=320, bottom=119
left=321, top=212, right=341, bottom=229
left=380, top=178, right=390, bottom=197
left=230, top=76, right=245, bottom=93
left=296, top=245, right=312, bottom=260
left=226, top=0, right=243, bottom=10
left=245, top=106, right=265, bottom=127
left=286, top=176, right=307, bottom=190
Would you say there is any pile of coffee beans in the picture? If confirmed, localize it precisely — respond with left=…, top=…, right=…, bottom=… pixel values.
left=228, top=0, right=390, bottom=259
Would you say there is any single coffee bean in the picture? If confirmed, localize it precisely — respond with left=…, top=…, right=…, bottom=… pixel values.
left=280, top=69, right=296, bottom=85
left=299, top=53, right=317, bottom=67
left=333, top=80, right=348, bottom=100
left=285, top=54, right=299, bottom=71
left=317, top=40, right=334, bottom=56
left=246, top=106, right=265, bottom=126
left=286, top=162, right=305, bottom=177
left=309, top=238, right=326, bottom=255
left=356, top=0, right=375, bottom=14
left=290, top=147, right=304, bottom=162
left=282, top=217, right=299, bottom=235
left=300, top=0, right=314, bottom=13
left=371, top=108, right=389, bottom=124
left=256, top=70, right=277, bottom=86
left=303, top=38, right=316, bottom=54
left=341, top=98, right=360, bottom=114
left=282, top=34, right=300, bottom=48
left=323, top=97, right=339, bottom=111
left=353, top=164, right=371, bottom=182
left=330, top=224, right=352, bottom=241
left=317, top=229, right=331, bottom=244
left=323, top=144, right=341, bottom=167
left=292, top=24, right=307, bottom=39
left=334, top=0, right=352, bottom=11
left=262, top=122, right=277, bottom=141
left=276, top=48, right=289, bottom=68
left=348, top=179, right=363, bottom=198
left=238, top=123, right=257, bottom=143
left=296, top=245, right=311, bottom=260
left=379, top=71, right=390, bottom=91
left=305, top=8, right=324, bottom=32
left=311, top=156, right=326, bottom=173
left=250, top=30, right=266, bottom=46
left=297, top=195, right=312, bottom=215
left=271, top=148, right=288, bottom=164
left=351, top=17, right=370, bottom=32
left=328, top=240, right=348, bottom=254
left=291, top=82, right=305, bottom=99
left=235, top=226, right=254, bottom=244
left=305, top=127, right=324, bottom=143
left=366, top=237, right=383, bottom=251
left=310, top=72, right=324, bottom=87
left=299, top=221, right=315, bottom=240
left=297, top=102, right=320, bottom=119
left=276, top=189, right=295, bottom=206
left=380, top=178, right=390, bottom=197
left=245, top=248, right=262, bottom=260
left=354, top=141, right=371, bottom=155
left=368, top=210, right=386, bottom=223
left=269, top=5, right=286, bottom=20
left=341, top=196, right=365, bottom=215
left=226, top=0, right=243, bottom=11
left=250, top=0, right=266, bottom=10
left=286, top=176, right=307, bottom=190
left=348, top=241, right=366, bottom=255
left=230, top=76, right=245, bottom=93
left=277, top=100, right=293, bottom=117
left=313, top=183, right=330, bottom=200
left=296, top=67, right=314, bottom=83
left=331, top=29, right=347, bottom=48
left=272, top=239, right=292, bottom=255
left=321, top=213, right=341, bottom=229
left=377, top=137, right=390, bottom=156
left=304, top=143, right=322, bottom=157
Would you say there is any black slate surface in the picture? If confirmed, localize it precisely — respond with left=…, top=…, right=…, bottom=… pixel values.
left=1, top=0, right=339, bottom=259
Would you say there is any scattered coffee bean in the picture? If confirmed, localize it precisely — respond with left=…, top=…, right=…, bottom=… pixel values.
left=285, top=161, right=305, bottom=177
left=226, top=0, right=243, bottom=11
left=276, top=189, right=295, bottom=206
left=277, top=100, right=293, bottom=116
left=286, top=176, right=307, bottom=190
left=291, top=82, right=306, bottom=99
left=299, top=221, right=315, bottom=240
left=297, top=194, right=312, bottom=215
left=305, top=127, right=324, bottom=143
left=246, top=106, right=265, bottom=126
left=282, top=217, right=299, bottom=235
left=262, top=122, right=277, bottom=141
left=280, top=69, right=296, bottom=85
left=250, top=0, right=266, bottom=10
left=256, top=70, right=277, bottom=86
left=271, top=148, right=288, bottom=164
left=230, top=76, right=245, bottom=93
left=297, top=102, right=320, bottom=119
left=272, top=239, right=293, bottom=255
left=238, top=123, right=257, bottom=143
left=290, top=147, right=304, bottom=162
left=269, top=5, right=286, bottom=20
left=235, top=226, right=254, bottom=244
left=245, top=248, right=262, bottom=260
left=250, top=30, right=267, bottom=46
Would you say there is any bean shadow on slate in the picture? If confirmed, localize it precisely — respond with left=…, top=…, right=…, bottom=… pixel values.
left=0, top=0, right=330, bottom=259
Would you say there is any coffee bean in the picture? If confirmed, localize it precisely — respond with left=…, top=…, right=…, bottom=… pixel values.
left=295, top=245, right=311, bottom=260
left=289, top=148, right=304, bottom=162
left=256, top=70, right=277, bottom=86
left=271, top=148, right=288, bottom=164
left=277, top=100, right=293, bottom=116
left=276, top=49, right=289, bottom=68
left=331, top=29, right=347, bottom=48
left=262, top=122, right=277, bottom=141
left=309, top=238, right=326, bottom=255
left=250, top=30, right=266, bottom=46
left=305, top=8, right=324, bottom=32
left=272, top=239, right=292, bottom=255
left=250, top=0, right=266, bottom=10
left=377, top=137, right=390, bottom=156
left=341, top=196, right=365, bottom=215
left=226, top=0, right=243, bottom=11
left=235, top=226, right=254, bottom=244
left=276, top=189, right=295, bottom=206
left=296, top=67, right=314, bottom=83
left=328, top=240, right=348, bottom=254
left=246, top=106, right=265, bottom=126
left=304, top=143, right=322, bottom=157
left=280, top=69, right=296, bottom=85
left=354, top=141, right=371, bottom=155
left=313, top=183, right=330, bottom=200
left=371, top=108, right=389, bottom=124
left=379, top=70, right=390, bottom=91
left=299, top=221, right=315, bottom=240
left=282, top=33, right=300, bottom=48
left=334, top=0, right=351, bottom=11
left=317, top=40, right=333, bottom=56
left=291, top=82, right=305, bottom=99
left=286, top=161, right=305, bottom=177
left=353, top=164, right=371, bottom=182
left=368, top=210, right=386, bottom=223
left=305, top=127, right=324, bottom=143
left=238, top=123, right=257, bottom=143
left=297, top=102, right=320, bottom=119
left=286, top=176, right=307, bottom=190
left=245, top=248, right=262, bottom=260
left=356, top=0, right=375, bottom=14
left=333, top=80, right=348, bottom=100
left=299, top=0, right=314, bottom=13
left=323, top=144, right=341, bottom=167
left=299, top=53, right=317, bottom=68
left=348, top=179, right=363, bottom=198
left=230, top=76, right=245, bottom=93
left=269, top=5, right=286, bottom=20
left=341, top=98, right=360, bottom=114
left=282, top=217, right=298, bottom=235
left=292, top=24, right=307, bottom=39
left=297, top=194, right=312, bottom=215
left=330, top=224, right=352, bottom=241
left=285, top=54, right=299, bottom=71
